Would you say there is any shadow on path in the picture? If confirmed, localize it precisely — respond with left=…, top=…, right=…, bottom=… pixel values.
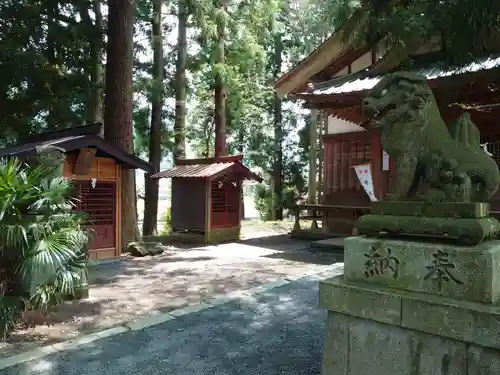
left=238, top=234, right=310, bottom=252
left=3, top=278, right=327, bottom=375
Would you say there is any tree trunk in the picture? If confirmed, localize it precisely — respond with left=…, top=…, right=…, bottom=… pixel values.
left=203, top=117, right=212, bottom=157
left=80, top=0, right=104, bottom=127
left=214, top=0, right=226, bottom=158
left=103, top=0, right=139, bottom=247
left=89, top=0, right=104, bottom=127
left=173, top=0, right=187, bottom=161
left=46, top=1, right=57, bottom=128
left=143, top=0, right=164, bottom=236
left=272, top=32, right=283, bottom=220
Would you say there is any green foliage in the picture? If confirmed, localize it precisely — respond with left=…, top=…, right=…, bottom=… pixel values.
left=0, top=158, right=90, bottom=337
left=132, top=0, right=176, bottom=157
left=0, top=0, right=104, bottom=140
left=254, top=184, right=273, bottom=221
left=254, top=183, right=300, bottom=221
left=159, top=208, right=172, bottom=235
left=0, top=0, right=332, bottom=205
left=337, top=0, right=500, bottom=67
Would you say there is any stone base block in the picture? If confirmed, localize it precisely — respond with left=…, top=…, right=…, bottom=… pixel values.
left=343, top=236, right=500, bottom=304
left=371, top=201, right=490, bottom=218
left=206, top=226, right=240, bottom=244
left=320, top=276, right=500, bottom=375
left=161, top=226, right=240, bottom=245
left=356, top=214, right=500, bottom=245
left=322, top=311, right=500, bottom=375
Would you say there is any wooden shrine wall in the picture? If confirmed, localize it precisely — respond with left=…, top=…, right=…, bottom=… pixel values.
left=321, top=129, right=386, bottom=234
left=323, top=130, right=376, bottom=206
left=63, top=153, right=122, bottom=260
left=320, top=106, right=500, bottom=234
left=63, top=154, right=120, bottom=181
left=171, top=178, right=207, bottom=232
left=210, top=180, right=240, bottom=228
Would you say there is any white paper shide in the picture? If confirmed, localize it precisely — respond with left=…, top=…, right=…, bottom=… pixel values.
left=353, top=163, right=377, bottom=201
left=383, top=150, right=390, bottom=171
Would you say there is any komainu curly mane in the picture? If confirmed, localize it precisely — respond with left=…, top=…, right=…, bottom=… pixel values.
left=361, top=72, right=500, bottom=202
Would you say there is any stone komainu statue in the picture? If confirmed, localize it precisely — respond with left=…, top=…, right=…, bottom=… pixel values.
left=361, top=72, right=500, bottom=203
left=29, top=145, right=66, bottom=178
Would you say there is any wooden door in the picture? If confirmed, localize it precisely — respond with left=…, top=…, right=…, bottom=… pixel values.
left=74, top=181, right=116, bottom=250
left=211, top=179, right=240, bottom=228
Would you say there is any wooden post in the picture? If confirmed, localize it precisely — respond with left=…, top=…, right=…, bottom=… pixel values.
left=115, top=164, right=122, bottom=257
left=317, top=111, right=325, bottom=204
left=204, top=179, right=211, bottom=242
left=308, top=109, right=318, bottom=204
left=371, top=129, right=383, bottom=200
left=73, top=148, right=97, bottom=175
left=293, top=206, right=301, bottom=232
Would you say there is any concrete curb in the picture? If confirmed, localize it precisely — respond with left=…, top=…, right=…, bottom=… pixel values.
left=0, top=268, right=341, bottom=371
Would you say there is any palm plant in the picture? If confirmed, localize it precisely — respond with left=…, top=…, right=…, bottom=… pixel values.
left=0, top=157, right=90, bottom=338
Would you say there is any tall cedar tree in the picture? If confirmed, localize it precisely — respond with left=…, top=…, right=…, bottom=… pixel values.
left=273, top=32, right=283, bottom=220
left=104, top=0, right=139, bottom=245
left=78, top=0, right=104, bottom=125
left=214, top=0, right=226, bottom=157
left=174, top=0, right=187, bottom=160
left=143, top=0, right=164, bottom=235
left=89, top=0, right=104, bottom=124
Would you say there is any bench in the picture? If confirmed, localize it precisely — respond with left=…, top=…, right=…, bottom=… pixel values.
left=292, top=203, right=371, bottom=236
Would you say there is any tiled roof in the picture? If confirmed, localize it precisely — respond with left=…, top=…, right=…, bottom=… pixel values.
left=153, top=162, right=234, bottom=178
left=308, top=54, right=500, bottom=96
left=152, top=161, right=262, bottom=182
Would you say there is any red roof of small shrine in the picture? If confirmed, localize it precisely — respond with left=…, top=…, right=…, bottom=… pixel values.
left=151, top=155, right=262, bottom=182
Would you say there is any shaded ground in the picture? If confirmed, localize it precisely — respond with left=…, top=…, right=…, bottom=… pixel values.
left=0, top=220, right=339, bottom=358
left=2, top=273, right=340, bottom=375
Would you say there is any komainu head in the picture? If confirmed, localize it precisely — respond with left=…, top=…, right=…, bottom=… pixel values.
left=361, top=72, right=433, bottom=127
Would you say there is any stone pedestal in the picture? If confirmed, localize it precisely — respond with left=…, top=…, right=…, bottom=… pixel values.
left=320, top=236, right=500, bottom=375
left=344, top=237, right=500, bottom=303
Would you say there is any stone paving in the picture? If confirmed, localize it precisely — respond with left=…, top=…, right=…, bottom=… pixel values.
left=1, top=269, right=342, bottom=375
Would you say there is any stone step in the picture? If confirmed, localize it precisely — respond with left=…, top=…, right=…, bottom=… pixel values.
left=309, top=237, right=345, bottom=254
left=290, top=229, right=339, bottom=241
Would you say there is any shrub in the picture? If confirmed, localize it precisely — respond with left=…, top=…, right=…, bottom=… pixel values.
left=159, top=208, right=171, bottom=235
left=0, top=158, right=90, bottom=338
left=254, top=184, right=273, bottom=221
left=254, top=184, right=298, bottom=221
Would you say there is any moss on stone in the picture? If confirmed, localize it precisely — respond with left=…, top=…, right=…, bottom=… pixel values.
left=356, top=214, right=500, bottom=245
left=371, top=201, right=489, bottom=218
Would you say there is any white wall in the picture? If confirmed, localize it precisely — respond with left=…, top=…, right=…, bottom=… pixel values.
left=332, top=51, right=375, bottom=79
left=350, top=51, right=373, bottom=74
left=327, top=116, right=366, bottom=134
left=334, top=66, right=348, bottom=77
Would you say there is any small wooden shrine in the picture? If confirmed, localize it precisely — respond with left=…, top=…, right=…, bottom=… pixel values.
left=152, top=155, right=262, bottom=243
left=0, top=123, right=152, bottom=260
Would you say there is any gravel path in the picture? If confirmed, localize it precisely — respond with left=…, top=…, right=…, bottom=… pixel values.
left=1, top=224, right=340, bottom=358
left=2, top=271, right=341, bottom=375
